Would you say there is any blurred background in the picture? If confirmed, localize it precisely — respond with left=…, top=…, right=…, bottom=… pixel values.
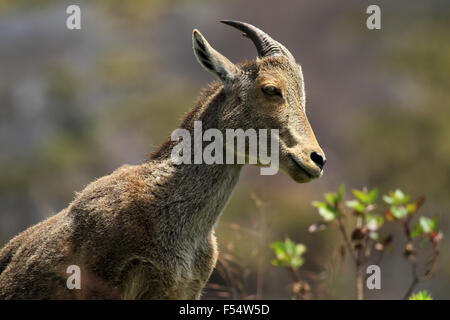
left=0, top=0, right=449, bottom=299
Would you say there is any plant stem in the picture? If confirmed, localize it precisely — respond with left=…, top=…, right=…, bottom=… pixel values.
left=337, top=216, right=365, bottom=299
left=402, top=243, right=440, bottom=300
left=356, top=261, right=365, bottom=300
left=355, top=241, right=366, bottom=300
left=289, top=266, right=300, bottom=282
left=337, top=217, right=357, bottom=263
left=403, top=275, right=419, bottom=300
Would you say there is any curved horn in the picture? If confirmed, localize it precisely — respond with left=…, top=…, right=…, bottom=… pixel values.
left=220, top=20, right=283, bottom=58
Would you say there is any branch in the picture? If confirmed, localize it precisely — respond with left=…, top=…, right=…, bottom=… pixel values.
left=401, top=218, right=440, bottom=300
left=337, top=216, right=357, bottom=263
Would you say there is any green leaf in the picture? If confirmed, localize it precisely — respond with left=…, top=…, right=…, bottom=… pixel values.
left=270, top=242, right=287, bottom=258
left=346, top=200, right=365, bottom=212
left=391, top=205, right=408, bottom=219
left=394, top=189, right=405, bottom=200
left=313, top=201, right=337, bottom=221
left=295, top=243, right=307, bottom=256
left=312, top=201, right=325, bottom=208
left=325, top=192, right=337, bottom=206
left=410, top=216, right=440, bottom=240
left=291, top=256, right=304, bottom=269
left=368, top=188, right=379, bottom=204
left=419, top=217, right=434, bottom=234
left=270, top=241, right=285, bottom=253
left=431, top=216, right=439, bottom=232
left=409, top=290, right=433, bottom=300
left=411, top=223, right=422, bottom=239
left=271, top=259, right=284, bottom=267
left=383, top=195, right=394, bottom=205
left=377, top=215, right=384, bottom=227
left=285, top=239, right=296, bottom=256
left=394, top=189, right=410, bottom=204
left=406, top=196, right=425, bottom=215
left=352, top=189, right=369, bottom=204
left=366, top=214, right=384, bottom=231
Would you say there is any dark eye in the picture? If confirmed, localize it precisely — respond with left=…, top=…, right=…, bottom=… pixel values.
left=262, top=85, right=282, bottom=97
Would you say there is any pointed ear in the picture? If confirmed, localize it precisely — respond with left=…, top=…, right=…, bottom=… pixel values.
left=192, top=29, right=239, bottom=83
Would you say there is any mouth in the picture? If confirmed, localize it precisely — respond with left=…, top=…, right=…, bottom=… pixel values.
left=288, top=154, right=319, bottom=179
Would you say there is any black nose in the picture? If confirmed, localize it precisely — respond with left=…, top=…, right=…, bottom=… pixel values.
left=310, top=152, right=326, bottom=170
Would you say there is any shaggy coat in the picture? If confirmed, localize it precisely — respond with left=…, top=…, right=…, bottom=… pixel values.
left=0, top=22, right=325, bottom=299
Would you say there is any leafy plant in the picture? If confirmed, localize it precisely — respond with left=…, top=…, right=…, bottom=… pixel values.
left=307, top=185, right=443, bottom=300
left=215, top=187, right=443, bottom=300
left=271, top=239, right=306, bottom=270
left=409, top=290, right=433, bottom=300
left=270, top=238, right=310, bottom=299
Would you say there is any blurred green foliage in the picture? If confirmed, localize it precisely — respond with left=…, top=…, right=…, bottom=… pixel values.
left=409, top=290, right=432, bottom=300
left=271, top=239, right=306, bottom=270
left=270, top=186, right=443, bottom=299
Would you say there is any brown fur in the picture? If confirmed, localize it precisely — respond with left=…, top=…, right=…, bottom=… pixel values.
left=0, top=26, right=324, bottom=300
